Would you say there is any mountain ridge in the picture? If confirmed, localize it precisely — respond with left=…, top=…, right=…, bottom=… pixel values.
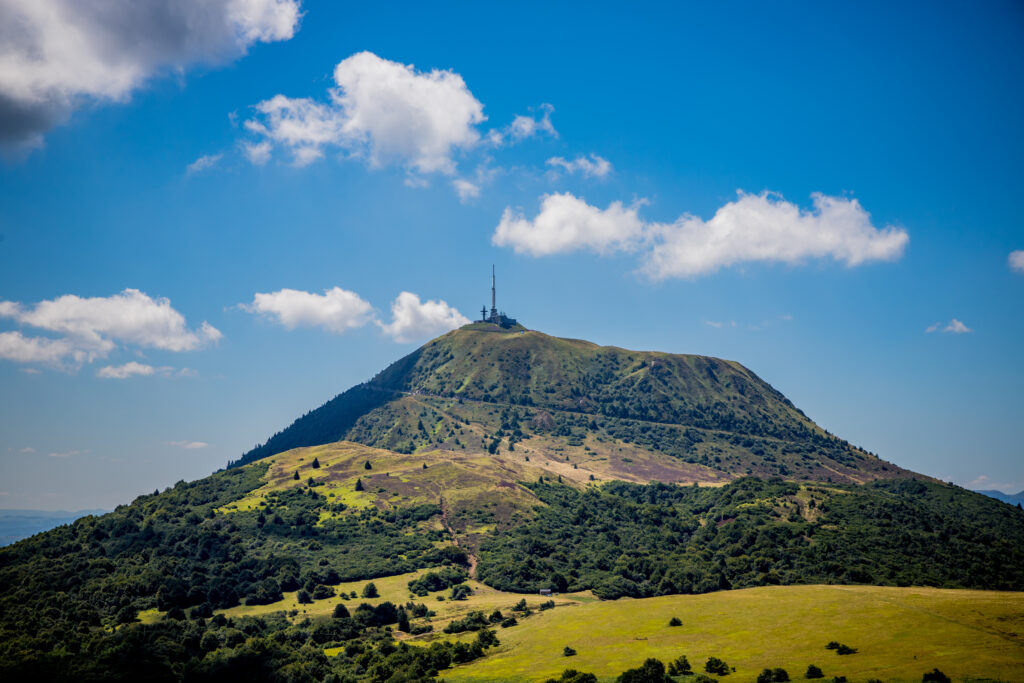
left=232, top=325, right=912, bottom=486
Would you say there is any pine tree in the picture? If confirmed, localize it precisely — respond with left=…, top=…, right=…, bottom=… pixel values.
left=354, top=478, right=364, bottom=491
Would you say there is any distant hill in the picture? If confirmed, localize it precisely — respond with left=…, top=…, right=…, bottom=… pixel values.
left=232, top=325, right=912, bottom=485
left=976, top=489, right=1024, bottom=505
left=0, top=508, right=108, bottom=546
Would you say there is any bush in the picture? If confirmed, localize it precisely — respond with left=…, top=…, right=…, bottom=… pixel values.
left=500, top=616, right=518, bottom=627
left=835, top=644, right=856, bottom=655
left=705, top=657, right=730, bottom=675
left=312, top=584, right=335, bottom=600
left=617, top=658, right=671, bottom=683
left=668, top=616, right=682, bottom=626
left=296, top=589, right=312, bottom=604
left=544, top=671, right=598, bottom=683
left=488, top=609, right=504, bottom=623
left=805, top=664, right=824, bottom=679
left=450, top=583, right=471, bottom=600
left=667, top=655, right=692, bottom=676
left=540, top=600, right=556, bottom=610
left=757, top=669, right=789, bottom=682
left=921, top=670, right=951, bottom=683
left=361, top=582, right=378, bottom=598
left=332, top=603, right=350, bottom=619
left=563, top=646, right=577, bottom=657
left=825, top=642, right=839, bottom=650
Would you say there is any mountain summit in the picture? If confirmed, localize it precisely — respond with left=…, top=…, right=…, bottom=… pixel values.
left=233, top=325, right=908, bottom=485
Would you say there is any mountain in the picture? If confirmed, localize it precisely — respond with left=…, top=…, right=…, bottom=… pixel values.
left=3, top=324, right=1022, bottom=681
left=0, top=509, right=109, bottom=546
left=976, top=489, right=1024, bottom=505
left=233, top=325, right=909, bottom=486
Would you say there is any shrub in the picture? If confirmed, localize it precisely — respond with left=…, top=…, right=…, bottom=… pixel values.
left=312, top=584, right=335, bottom=600
left=667, top=655, right=692, bottom=676
left=836, top=644, right=856, bottom=655
left=332, top=604, right=350, bottom=619
left=450, top=584, right=471, bottom=600
left=825, top=642, right=839, bottom=650
left=921, top=670, right=951, bottom=683
left=488, top=609, right=504, bottom=623
left=617, top=658, right=671, bottom=683
left=805, top=664, right=824, bottom=679
left=500, top=616, right=518, bottom=627
left=668, top=616, right=682, bottom=626
left=540, top=600, right=556, bottom=610
left=296, top=589, right=312, bottom=604
left=544, top=671, right=598, bottom=683
left=361, top=582, right=378, bottom=598
left=563, top=646, right=577, bottom=657
left=705, top=656, right=730, bottom=675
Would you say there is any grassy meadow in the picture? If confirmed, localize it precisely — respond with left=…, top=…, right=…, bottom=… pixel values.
left=203, top=565, right=1024, bottom=682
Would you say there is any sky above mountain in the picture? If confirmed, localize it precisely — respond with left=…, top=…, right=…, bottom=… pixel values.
left=1, top=0, right=1022, bottom=509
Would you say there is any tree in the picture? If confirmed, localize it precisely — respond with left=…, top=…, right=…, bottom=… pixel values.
left=668, top=616, right=682, bottom=626
left=354, top=478, right=364, bottom=492
left=297, top=589, right=312, bottom=604
left=397, top=608, right=410, bottom=633
left=311, top=457, right=320, bottom=468
left=364, top=461, right=372, bottom=470
left=705, top=657, right=730, bottom=675
left=667, top=655, right=692, bottom=676
left=362, top=582, right=379, bottom=598
left=922, top=670, right=951, bottom=683
left=836, top=644, right=856, bottom=655
left=617, top=658, right=671, bottom=683
left=450, top=584, right=471, bottom=600
left=293, top=471, right=300, bottom=480
left=332, top=603, right=350, bottom=619
left=804, top=664, right=824, bottom=679
left=563, top=646, right=577, bottom=657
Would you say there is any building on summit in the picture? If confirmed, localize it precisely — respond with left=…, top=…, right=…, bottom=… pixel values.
left=479, top=266, right=518, bottom=328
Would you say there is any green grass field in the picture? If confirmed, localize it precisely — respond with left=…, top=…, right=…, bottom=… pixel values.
left=445, top=585, right=1024, bottom=683
left=212, top=566, right=1024, bottom=682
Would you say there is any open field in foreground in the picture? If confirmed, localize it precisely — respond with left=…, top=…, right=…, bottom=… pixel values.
left=206, top=568, right=1023, bottom=682
left=444, top=584, right=1024, bottom=683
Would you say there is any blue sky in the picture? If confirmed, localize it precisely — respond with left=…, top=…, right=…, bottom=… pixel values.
left=1, top=0, right=1022, bottom=509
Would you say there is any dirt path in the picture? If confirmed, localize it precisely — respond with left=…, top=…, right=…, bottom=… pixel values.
left=439, top=496, right=478, bottom=579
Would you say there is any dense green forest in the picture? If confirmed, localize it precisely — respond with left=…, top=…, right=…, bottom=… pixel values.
left=477, top=478, right=1024, bottom=598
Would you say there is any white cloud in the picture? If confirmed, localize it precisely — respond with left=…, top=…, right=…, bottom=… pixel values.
left=0, top=0, right=302, bottom=150
left=96, top=361, right=157, bottom=379
left=1009, top=250, right=1024, bottom=273
left=245, top=51, right=485, bottom=174
left=944, top=319, right=972, bottom=334
left=47, top=449, right=84, bottom=458
left=0, top=331, right=77, bottom=365
left=19, top=447, right=35, bottom=454
left=453, top=179, right=481, bottom=202
left=377, top=292, right=470, bottom=343
left=241, top=287, right=373, bottom=334
left=493, top=192, right=647, bottom=257
left=243, top=140, right=272, bottom=165
left=493, top=190, right=909, bottom=279
left=926, top=319, right=973, bottom=334
left=0, top=289, right=220, bottom=370
left=488, top=104, right=557, bottom=145
left=168, top=440, right=208, bottom=449
left=186, top=153, right=224, bottom=175
left=546, top=154, right=612, bottom=178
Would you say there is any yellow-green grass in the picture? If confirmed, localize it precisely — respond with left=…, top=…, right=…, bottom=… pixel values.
left=219, top=567, right=585, bottom=632
left=445, top=585, right=1024, bottom=683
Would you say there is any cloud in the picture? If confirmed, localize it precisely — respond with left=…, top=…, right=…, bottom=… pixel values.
left=377, top=292, right=470, bottom=343
left=186, top=153, right=224, bottom=175
left=168, top=440, right=208, bottom=449
left=487, top=104, right=557, bottom=145
left=926, top=319, right=972, bottom=334
left=0, top=289, right=220, bottom=370
left=546, top=154, right=612, bottom=178
left=47, top=449, right=84, bottom=458
left=453, top=179, right=481, bottom=202
left=493, top=190, right=909, bottom=279
left=245, top=51, right=485, bottom=174
left=0, top=0, right=302, bottom=150
left=94, top=362, right=188, bottom=378
left=19, top=447, right=35, bottom=454
left=493, top=192, right=647, bottom=256
left=241, top=287, right=373, bottom=334
left=1010, top=250, right=1024, bottom=273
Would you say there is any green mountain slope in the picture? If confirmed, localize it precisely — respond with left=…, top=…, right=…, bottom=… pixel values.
left=233, top=326, right=907, bottom=484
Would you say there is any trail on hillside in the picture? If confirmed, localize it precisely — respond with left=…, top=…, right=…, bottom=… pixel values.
left=439, top=496, right=478, bottom=579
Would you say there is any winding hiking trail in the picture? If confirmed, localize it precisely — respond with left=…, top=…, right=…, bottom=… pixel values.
left=439, top=496, right=478, bottom=578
